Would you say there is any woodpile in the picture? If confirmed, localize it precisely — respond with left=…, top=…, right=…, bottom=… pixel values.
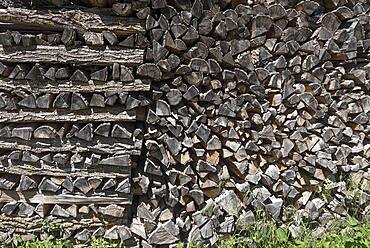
left=0, top=0, right=370, bottom=246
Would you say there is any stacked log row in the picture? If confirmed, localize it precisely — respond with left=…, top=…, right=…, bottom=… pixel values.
left=130, top=0, right=369, bottom=247
left=0, top=2, right=151, bottom=244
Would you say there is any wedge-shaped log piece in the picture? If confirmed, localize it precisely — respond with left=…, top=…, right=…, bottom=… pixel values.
left=0, top=111, right=137, bottom=122
left=121, top=65, right=134, bottom=82
left=83, top=31, right=104, bottom=46
left=94, top=123, right=110, bottom=137
left=75, top=123, right=93, bottom=141
left=50, top=204, right=70, bottom=218
left=251, top=15, right=273, bottom=38
left=99, top=204, right=126, bottom=218
left=74, top=177, right=92, bottom=194
left=25, top=64, right=45, bottom=82
left=17, top=202, right=35, bottom=217
left=102, top=178, right=116, bottom=190
left=99, top=155, right=130, bottom=166
left=71, top=93, right=88, bottom=110
left=12, top=127, right=33, bottom=140
left=8, top=64, right=28, bottom=79
left=61, top=27, right=76, bottom=46
left=39, top=178, right=60, bottom=192
left=36, top=94, right=52, bottom=108
left=18, top=95, right=37, bottom=109
left=53, top=92, right=70, bottom=109
left=0, top=126, right=11, bottom=137
left=116, top=178, right=130, bottom=193
left=17, top=175, right=37, bottom=191
left=1, top=202, right=18, bottom=215
left=70, top=69, right=89, bottom=82
left=90, top=94, right=105, bottom=107
left=0, top=177, right=16, bottom=190
left=0, top=8, right=144, bottom=37
left=34, top=125, right=56, bottom=139
left=91, top=67, right=108, bottom=81
left=112, top=124, right=132, bottom=139
left=0, top=46, right=144, bottom=66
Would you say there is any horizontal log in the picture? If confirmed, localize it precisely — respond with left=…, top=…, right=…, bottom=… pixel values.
left=0, top=7, right=144, bottom=37
left=0, top=111, right=137, bottom=122
left=0, top=140, right=142, bottom=154
left=0, top=45, right=144, bottom=66
left=0, top=165, right=131, bottom=178
left=0, top=79, right=150, bottom=93
left=0, top=190, right=132, bottom=204
left=0, top=216, right=127, bottom=234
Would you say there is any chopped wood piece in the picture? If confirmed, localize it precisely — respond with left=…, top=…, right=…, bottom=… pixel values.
left=83, top=31, right=104, bottom=46
left=137, top=63, right=162, bottom=81
left=75, top=123, right=93, bottom=141
left=112, top=3, right=133, bottom=17
left=18, top=95, right=37, bottom=109
left=91, top=67, right=108, bottom=81
left=34, top=125, right=56, bottom=139
left=112, top=124, right=132, bottom=139
left=61, top=27, right=76, bottom=46
left=71, top=93, right=88, bottom=110
left=102, top=31, right=118, bottom=45
left=70, top=69, right=89, bottom=82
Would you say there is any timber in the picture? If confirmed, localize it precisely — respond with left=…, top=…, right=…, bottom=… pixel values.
left=0, top=45, right=144, bottom=65
left=0, top=7, right=144, bottom=37
left=0, top=140, right=142, bottom=154
left=0, top=190, right=132, bottom=205
left=0, top=75, right=151, bottom=93
left=0, top=111, right=137, bottom=122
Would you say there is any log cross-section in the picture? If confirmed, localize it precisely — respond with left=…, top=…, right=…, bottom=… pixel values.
left=0, top=45, right=144, bottom=65
left=0, top=7, right=144, bottom=37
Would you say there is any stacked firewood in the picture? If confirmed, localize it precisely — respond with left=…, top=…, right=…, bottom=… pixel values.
left=0, top=0, right=151, bottom=244
left=132, top=0, right=370, bottom=246
left=0, top=0, right=369, bottom=246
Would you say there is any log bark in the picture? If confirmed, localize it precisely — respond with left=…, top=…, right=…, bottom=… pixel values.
left=0, top=139, right=142, bottom=154
left=0, top=79, right=151, bottom=93
left=0, top=190, right=132, bottom=204
left=0, top=7, right=144, bottom=37
left=0, top=111, right=137, bottom=122
left=0, top=45, right=144, bottom=66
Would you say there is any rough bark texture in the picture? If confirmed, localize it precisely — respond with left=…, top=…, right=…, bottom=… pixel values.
left=0, top=7, right=144, bottom=36
left=0, top=46, right=143, bottom=65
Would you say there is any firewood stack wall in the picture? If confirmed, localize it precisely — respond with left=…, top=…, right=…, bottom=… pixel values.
left=0, top=0, right=369, bottom=246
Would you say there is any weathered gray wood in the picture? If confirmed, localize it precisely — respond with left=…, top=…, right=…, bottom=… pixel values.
left=0, top=190, right=132, bottom=204
left=1, top=166, right=131, bottom=178
left=0, top=46, right=144, bottom=66
left=0, top=111, right=137, bottom=122
left=0, top=7, right=144, bottom=37
left=0, top=139, right=142, bottom=154
left=0, top=79, right=151, bottom=93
